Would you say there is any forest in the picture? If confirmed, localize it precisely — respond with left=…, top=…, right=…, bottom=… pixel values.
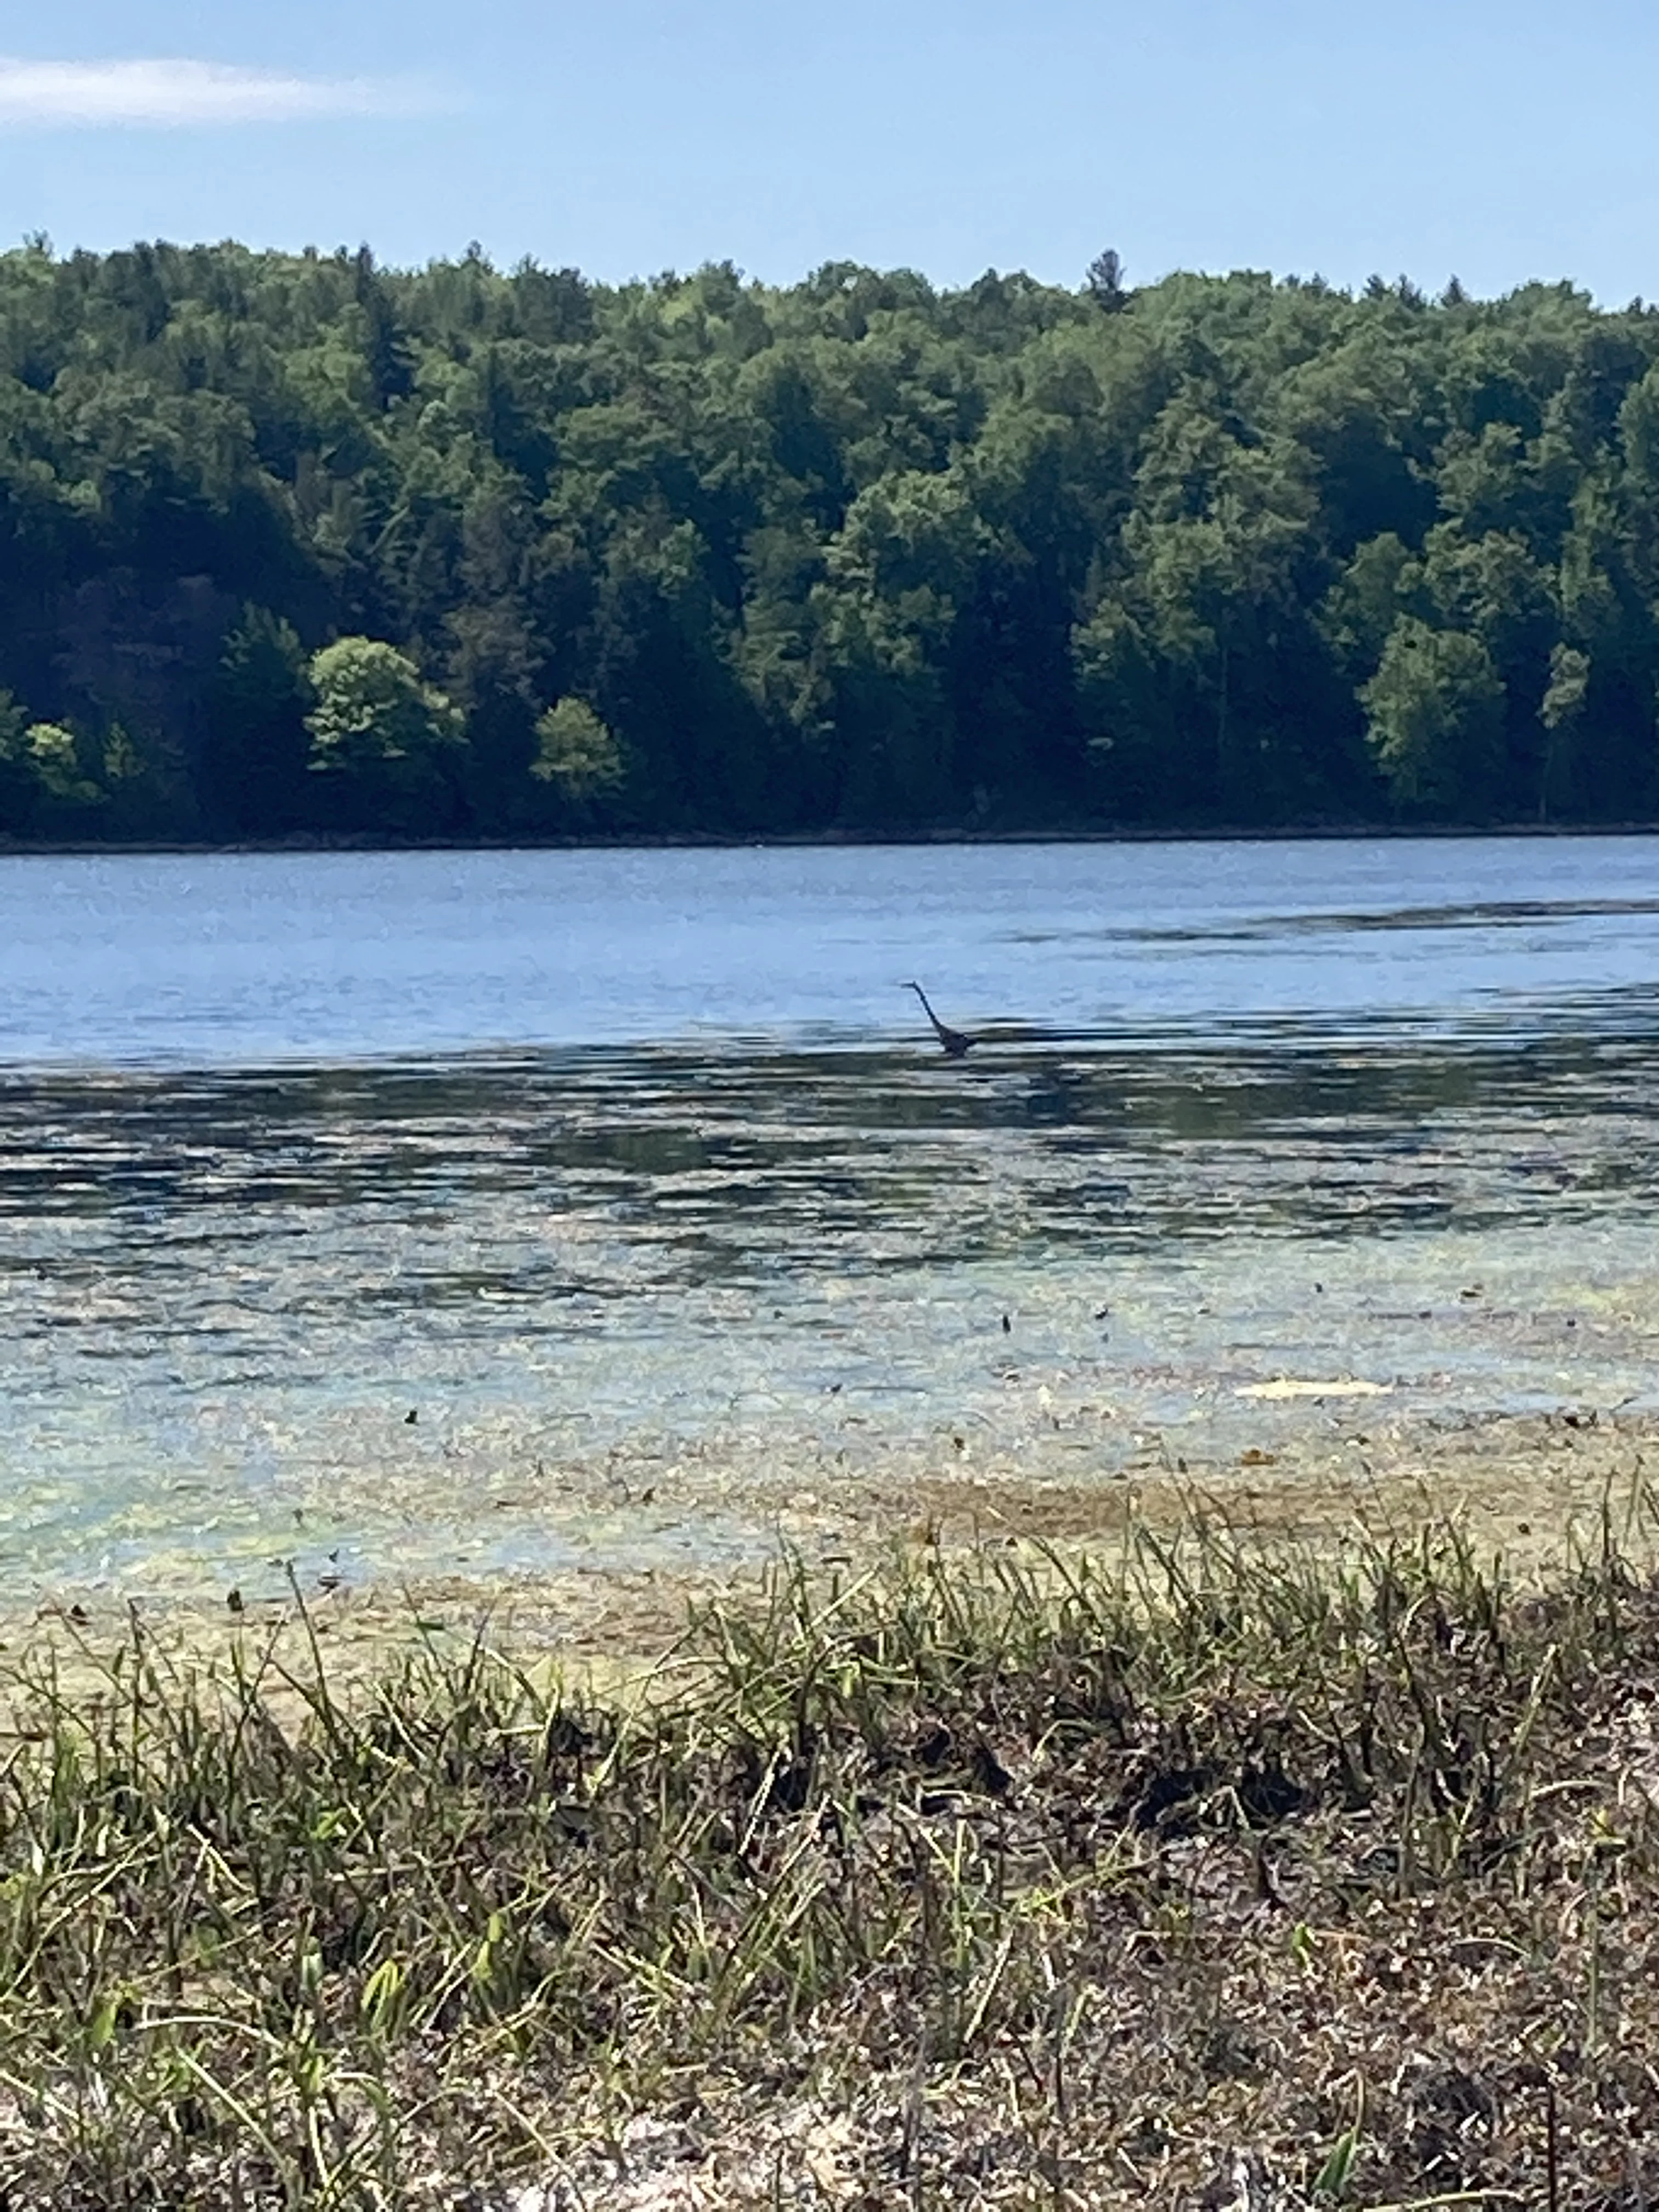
left=1, top=237, right=1657, bottom=842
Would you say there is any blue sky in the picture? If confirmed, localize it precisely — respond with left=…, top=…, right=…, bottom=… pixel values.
left=1, top=0, right=1655, bottom=300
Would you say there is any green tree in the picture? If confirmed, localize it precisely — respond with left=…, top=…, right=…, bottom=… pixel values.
left=304, top=638, right=466, bottom=834
left=1539, top=642, right=1590, bottom=819
left=3, top=240, right=1659, bottom=840
left=531, top=697, right=624, bottom=812
left=29, top=724, right=100, bottom=804
left=1361, top=618, right=1505, bottom=814
left=1103, top=391, right=1322, bottom=816
left=1318, top=534, right=1416, bottom=684
left=0, top=713, right=104, bottom=831
left=204, top=606, right=312, bottom=836
left=812, top=467, right=986, bottom=825
left=0, top=690, right=33, bottom=832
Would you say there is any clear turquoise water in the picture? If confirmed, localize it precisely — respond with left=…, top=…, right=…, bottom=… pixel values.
left=2, top=835, right=1657, bottom=1604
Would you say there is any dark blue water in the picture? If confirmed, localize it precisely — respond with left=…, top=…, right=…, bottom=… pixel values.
left=2, top=837, right=1657, bottom=1064
left=0, top=834, right=1656, bottom=1611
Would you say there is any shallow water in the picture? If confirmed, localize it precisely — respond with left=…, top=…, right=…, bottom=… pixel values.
left=2, top=836, right=1658, bottom=1606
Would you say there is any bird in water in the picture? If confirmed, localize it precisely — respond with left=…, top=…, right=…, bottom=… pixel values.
left=907, top=981, right=973, bottom=1057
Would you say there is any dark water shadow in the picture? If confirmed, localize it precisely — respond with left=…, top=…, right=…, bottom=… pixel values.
left=4, top=1010, right=1659, bottom=1305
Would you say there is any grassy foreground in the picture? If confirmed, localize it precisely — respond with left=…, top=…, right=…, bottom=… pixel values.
left=2, top=1513, right=1658, bottom=2208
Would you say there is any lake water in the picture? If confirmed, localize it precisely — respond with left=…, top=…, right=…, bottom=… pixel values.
left=2, top=836, right=1658, bottom=1609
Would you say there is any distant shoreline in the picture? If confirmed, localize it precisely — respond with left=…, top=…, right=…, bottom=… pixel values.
left=2, top=818, right=1658, bottom=859
left=10, top=256, right=1659, bottom=864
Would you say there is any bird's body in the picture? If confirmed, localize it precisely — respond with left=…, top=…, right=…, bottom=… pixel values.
left=907, top=981, right=973, bottom=1057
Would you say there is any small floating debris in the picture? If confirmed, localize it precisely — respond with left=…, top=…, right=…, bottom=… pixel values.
left=1236, top=1378, right=1391, bottom=1401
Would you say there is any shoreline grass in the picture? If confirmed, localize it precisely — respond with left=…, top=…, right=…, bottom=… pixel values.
left=2, top=1509, right=1658, bottom=2207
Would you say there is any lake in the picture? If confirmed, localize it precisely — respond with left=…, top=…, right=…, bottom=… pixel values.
left=2, top=834, right=1657, bottom=1612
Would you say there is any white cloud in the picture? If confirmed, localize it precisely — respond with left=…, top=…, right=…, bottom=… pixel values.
left=0, top=57, right=437, bottom=127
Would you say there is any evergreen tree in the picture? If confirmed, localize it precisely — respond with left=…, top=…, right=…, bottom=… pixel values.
left=0, top=238, right=1653, bottom=840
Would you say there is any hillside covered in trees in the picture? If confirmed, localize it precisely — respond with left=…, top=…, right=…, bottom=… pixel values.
left=2, top=239, right=1658, bottom=842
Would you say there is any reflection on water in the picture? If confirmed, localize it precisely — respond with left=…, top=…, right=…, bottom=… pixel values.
left=3, top=963, right=1659, bottom=1603
left=1020, top=895, right=1659, bottom=945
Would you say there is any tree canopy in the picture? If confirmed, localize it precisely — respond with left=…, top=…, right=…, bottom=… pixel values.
left=2, top=238, right=1658, bottom=841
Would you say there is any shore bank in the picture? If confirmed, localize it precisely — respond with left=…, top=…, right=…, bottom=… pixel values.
left=11, top=1402, right=1653, bottom=1694
left=1, top=1447, right=1657, bottom=2207
left=4, top=821, right=1659, bottom=858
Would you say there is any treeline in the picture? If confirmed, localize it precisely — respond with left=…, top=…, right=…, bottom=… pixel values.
left=3, top=238, right=1659, bottom=842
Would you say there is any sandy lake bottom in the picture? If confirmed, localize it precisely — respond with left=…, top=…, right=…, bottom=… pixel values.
left=3, top=838, right=1659, bottom=1665
left=4, top=1032, right=1658, bottom=1675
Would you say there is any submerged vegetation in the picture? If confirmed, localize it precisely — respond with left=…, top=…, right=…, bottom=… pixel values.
left=8, top=242, right=1659, bottom=839
left=4, top=1514, right=1659, bottom=2205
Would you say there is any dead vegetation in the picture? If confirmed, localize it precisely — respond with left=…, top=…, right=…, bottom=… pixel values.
left=3, top=1499, right=1659, bottom=2207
